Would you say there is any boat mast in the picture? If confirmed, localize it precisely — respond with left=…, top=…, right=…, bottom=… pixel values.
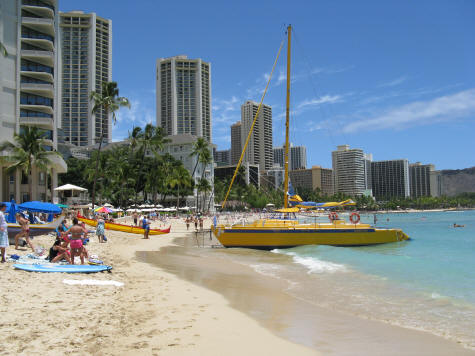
left=283, top=25, right=292, bottom=208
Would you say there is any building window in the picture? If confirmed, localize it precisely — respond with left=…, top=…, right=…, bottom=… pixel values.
left=9, top=175, right=14, bottom=184
left=39, top=171, right=46, bottom=185
left=21, top=173, right=28, bottom=185
left=22, top=193, right=30, bottom=203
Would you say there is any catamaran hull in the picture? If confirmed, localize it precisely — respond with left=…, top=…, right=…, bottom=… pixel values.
left=212, top=226, right=409, bottom=249
left=77, top=215, right=170, bottom=235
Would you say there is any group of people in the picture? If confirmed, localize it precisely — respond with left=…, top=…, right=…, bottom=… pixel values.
left=52, top=217, right=93, bottom=264
left=185, top=216, right=204, bottom=231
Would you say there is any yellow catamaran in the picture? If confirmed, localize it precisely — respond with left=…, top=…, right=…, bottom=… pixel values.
left=212, top=25, right=409, bottom=249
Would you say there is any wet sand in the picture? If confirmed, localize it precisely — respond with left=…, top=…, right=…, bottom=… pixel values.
left=141, top=236, right=475, bottom=355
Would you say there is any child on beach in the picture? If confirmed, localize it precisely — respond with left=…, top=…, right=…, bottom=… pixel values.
left=0, top=203, right=8, bottom=263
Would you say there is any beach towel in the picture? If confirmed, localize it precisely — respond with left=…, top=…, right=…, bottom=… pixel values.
left=62, top=279, right=124, bottom=287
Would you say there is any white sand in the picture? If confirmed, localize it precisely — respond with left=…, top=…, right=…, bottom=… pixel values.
left=0, top=218, right=317, bottom=356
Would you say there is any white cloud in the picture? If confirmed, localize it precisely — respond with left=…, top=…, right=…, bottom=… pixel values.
left=378, top=76, right=408, bottom=88
left=296, top=95, right=342, bottom=110
left=344, top=89, right=475, bottom=133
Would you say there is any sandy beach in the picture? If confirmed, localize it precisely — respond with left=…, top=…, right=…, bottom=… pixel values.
left=0, top=217, right=473, bottom=355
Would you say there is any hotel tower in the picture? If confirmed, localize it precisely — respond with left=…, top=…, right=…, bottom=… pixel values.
left=156, top=55, right=212, bottom=142
left=0, top=0, right=66, bottom=202
left=59, top=11, right=112, bottom=146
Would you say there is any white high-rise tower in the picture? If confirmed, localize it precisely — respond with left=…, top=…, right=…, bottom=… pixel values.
left=59, top=11, right=112, bottom=146
left=156, top=55, right=211, bottom=142
left=0, top=0, right=67, bottom=202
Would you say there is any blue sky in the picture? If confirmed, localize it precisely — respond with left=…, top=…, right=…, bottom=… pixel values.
left=60, top=0, right=475, bottom=170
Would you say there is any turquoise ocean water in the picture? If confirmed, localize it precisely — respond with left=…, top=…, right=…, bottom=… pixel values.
left=212, top=210, right=475, bottom=349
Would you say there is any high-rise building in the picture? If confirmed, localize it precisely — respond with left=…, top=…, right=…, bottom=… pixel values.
left=241, top=100, right=272, bottom=172
left=371, top=160, right=410, bottom=200
left=289, top=165, right=334, bottom=195
left=410, top=162, right=434, bottom=198
left=230, top=121, right=242, bottom=165
left=430, top=169, right=442, bottom=197
left=273, top=144, right=307, bottom=170
left=332, top=145, right=371, bottom=196
left=213, top=148, right=230, bottom=166
left=0, top=0, right=67, bottom=202
left=156, top=55, right=211, bottom=142
left=59, top=11, right=112, bottom=146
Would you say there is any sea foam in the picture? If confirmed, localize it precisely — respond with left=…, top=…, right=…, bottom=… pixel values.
left=272, top=250, right=347, bottom=274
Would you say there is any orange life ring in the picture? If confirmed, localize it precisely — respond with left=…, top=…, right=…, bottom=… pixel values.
left=328, top=212, right=339, bottom=222
left=349, top=212, right=360, bottom=224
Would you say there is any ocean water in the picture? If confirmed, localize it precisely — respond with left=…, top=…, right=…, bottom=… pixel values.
left=210, top=210, right=475, bottom=349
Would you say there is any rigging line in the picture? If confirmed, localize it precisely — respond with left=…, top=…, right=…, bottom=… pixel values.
left=221, top=37, right=285, bottom=209
left=292, top=29, right=350, bottom=151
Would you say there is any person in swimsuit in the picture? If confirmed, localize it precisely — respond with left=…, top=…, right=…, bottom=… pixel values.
left=0, top=203, right=8, bottom=263
left=69, top=217, right=85, bottom=265
left=96, top=215, right=105, bottom=243
left=14, top=213, right=35, bottom=252
left=48, top=236, right=72, bottom=264
left=133, top=212, right=138, bottom=226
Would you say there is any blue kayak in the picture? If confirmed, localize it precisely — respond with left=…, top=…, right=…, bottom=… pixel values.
left=13, top=264, right=112, bottom=273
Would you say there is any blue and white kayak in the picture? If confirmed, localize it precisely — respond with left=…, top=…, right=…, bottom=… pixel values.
left=13, top=264, right=112, bottom=273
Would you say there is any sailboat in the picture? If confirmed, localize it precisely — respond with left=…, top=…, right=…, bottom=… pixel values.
left=212, top=25, right=409, bottom=249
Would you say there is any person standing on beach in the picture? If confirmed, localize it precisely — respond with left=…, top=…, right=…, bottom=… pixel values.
left=142, top=215, right=150, bottom=239
left=14, top=213, right=35, bottom=251
left=194, top=217, right=198, bottom=231
left=133, top=212, right=138, bottom=226
left=69, top=218, right=85, bottom=265
left=0, top=203, right=8, bottom=263
left=96, top=215, right=105, bottom=243
left=185, top=217, right=190, bottom=231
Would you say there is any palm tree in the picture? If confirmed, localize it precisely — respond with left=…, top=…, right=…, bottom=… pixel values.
left=129, top=124, right=169, bottom=204
left=197, top=177, right=211, bottom=212
left=169, top=165, right=192, bottom=209
left=0, top=126, right=61, bottom=201
left=189, top=137, right=209, bottom=179
left=89, top=81, right=130, bottom=209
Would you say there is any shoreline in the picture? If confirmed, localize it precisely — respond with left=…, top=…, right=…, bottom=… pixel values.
left=142, top=232, right=474, bottom=355
left=0, top=217, right=473, bottom=354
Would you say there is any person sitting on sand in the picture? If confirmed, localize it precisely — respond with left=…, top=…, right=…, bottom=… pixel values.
left=69, top=218, right=86, bottom=265
left=14, top=213, right=35, bottom=252
left=0, top=203, right=9, bottom=263
left=48, top=236, right=72, bottom=264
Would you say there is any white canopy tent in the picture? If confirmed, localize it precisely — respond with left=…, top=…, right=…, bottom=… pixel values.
left=54, top=184, right=87, bottom=192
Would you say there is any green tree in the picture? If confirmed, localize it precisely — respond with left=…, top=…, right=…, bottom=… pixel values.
left=89, top=81, right=130, bottom=208
left=197, top=177, right=212, bottom=212
left=0, top=126, right=61, bottom=201
left=169, top=165, right=192, bottom=209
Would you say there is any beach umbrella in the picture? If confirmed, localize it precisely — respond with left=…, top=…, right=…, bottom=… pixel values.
left=94, top=206, right=113, bottom=213
left=18, top=201, right=62, bottom=214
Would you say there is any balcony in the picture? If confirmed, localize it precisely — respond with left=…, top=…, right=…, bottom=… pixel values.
left=19, top=116, right=54, bottom=130
left=21, top=49, right=54, bottom=66
left=20, top=103, right=53, bottom=115
left=22, top=0, right=55, bottom=18
left=49, top=154, right=68, bottom=174
left=20, top=70, right=53, bottom=83
left=21, top=82, right=54, bottom=98
left=21, top=17, right=55, bottom=36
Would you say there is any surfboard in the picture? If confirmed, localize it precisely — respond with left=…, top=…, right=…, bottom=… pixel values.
left=13, top=264, right=112, bottom=273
